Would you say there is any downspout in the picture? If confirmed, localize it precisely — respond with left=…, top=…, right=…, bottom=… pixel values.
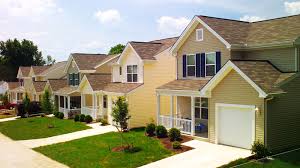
left=264, top=96, right=274, bottom=148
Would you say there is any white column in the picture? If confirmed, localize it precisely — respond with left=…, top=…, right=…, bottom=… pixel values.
left=101, top=94, right=104, bottom=115
left=58, top=95, right=60, bottom=110
left=191, top=96, right=195, bottom=136
left=63, top=96, right=66, bottom=113
left=67, top=96, right=71, bottom=110
left=92, top=93, right=95, bottom=119
left=170, top=95, right=174, bottom=128
left=80, top=94, right=83, bottom=108
left=156, top=94, right=160, bottom=125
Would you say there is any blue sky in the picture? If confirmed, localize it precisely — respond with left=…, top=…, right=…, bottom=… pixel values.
left=0, top=0, right=300, bottom=61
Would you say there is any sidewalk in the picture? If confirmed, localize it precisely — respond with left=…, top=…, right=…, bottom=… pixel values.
left=0, top=133, right=68, bottom=168
left=19, top=123, right=117, bottom=148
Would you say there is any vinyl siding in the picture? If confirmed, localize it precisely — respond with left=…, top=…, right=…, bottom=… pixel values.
left=209, top=70, right=265, bottom=144
left=127, top=49, right=176, bottom=128
left=266, top=74, right=300, bottom=152
left=177, top=23, right=231, bottom=79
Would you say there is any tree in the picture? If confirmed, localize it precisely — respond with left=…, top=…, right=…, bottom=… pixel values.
left=41, top=89, right=53, bottom=114
left=1, top=92, right=9, bottom=106
left=112, top=96, right=131, bottom=132
left=0, top=38, right=46, bottom=81
left=108, top=44, right=125, bottom=55
left=22, top=93, right=30, bottom=116
left=45, top=55, right=56, bottom=65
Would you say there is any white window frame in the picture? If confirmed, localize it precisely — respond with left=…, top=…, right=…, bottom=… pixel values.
left=195, top=97, right=208, bottom=120
left=205, top=52, right=217, bottom=77
left=74, top=73, right=79, bottom=86
left=196, top=29, right=204, bottom=41
left=186, top=54, right=196, bottom=77
left=127, top=65, right=138, bottom=83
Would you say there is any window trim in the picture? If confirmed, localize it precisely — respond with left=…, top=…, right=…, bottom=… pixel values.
left=196, top=28, right=204, bottom=41
left=195, top=97, right=208, bottom=120
left=119, top=66, right=122, bottom=75
left=205, top=52, right=217, bottom=77
left=186, top=54, right=196, bottom=77
left=126, top=65, right=138, bottom=83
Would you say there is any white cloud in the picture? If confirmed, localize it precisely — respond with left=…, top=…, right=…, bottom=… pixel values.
left=157, top=16, right=190, bottom=35
left=240, top=15, right=265, bottom=22
left=284, top=1, right=300, bottom=15
left=94, top=9, right=121, bottom=24
left=83, top=41, right=105, bottom=49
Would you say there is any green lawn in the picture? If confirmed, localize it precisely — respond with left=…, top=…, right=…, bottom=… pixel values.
left=35, top=128, right=173, bottom=168
left=220, top=149, right=300, bottom=168
left=0, top=117, right=90, bottom=140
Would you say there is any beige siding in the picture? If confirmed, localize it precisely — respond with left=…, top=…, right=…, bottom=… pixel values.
left=177, top=23, right=231, bottom=79
left=127, top=49, right=176, bottom=128
left=242, top=47, right=296, bottom=72
left=209, top=70, right=265, bottom=144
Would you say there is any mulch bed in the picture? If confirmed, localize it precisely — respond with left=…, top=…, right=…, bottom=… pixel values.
left=155, top=135, right=194, bottom=154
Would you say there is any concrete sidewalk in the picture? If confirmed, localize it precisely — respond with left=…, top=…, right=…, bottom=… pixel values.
left=140, top=140, right=251, bottom=168
left=0, top=133, right=68, bottom=168
left=19, top=123, right=117, bottom=148
left=0, top=116, right=19, bottom=122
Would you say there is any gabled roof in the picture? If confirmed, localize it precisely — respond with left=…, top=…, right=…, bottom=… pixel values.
left=39, top=61, right=67, bottom=76
left=83, top=74, right=111, bottom=91
left=94, top=54, right=120, bottom=69
left=19, top=66, right=31, bottom=77
left=32, top=81, right=47, bottom=93
left=157, top=79, right=209, bottom=91
left=7, top=82, right=20, bottom=90
left=47, top=79, right=68, bottom=92
left=31, top=66, right=51, bottom=76
left=72, top=53, right=109, bottom=71
left=103, top=82, right=143, bottom=94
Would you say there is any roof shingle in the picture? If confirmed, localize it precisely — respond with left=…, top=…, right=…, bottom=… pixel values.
left=33, top=81, right=47, bottom=92
left=157, top=79, right=209, bottom=91
left=48, top=79, right=68, bottom=92
left=72, top=53, right=111, bottom=70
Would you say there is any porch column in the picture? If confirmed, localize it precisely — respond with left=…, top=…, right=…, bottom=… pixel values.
left=101, top=94, right=104, bottom=116
left=156, top=94, right=160, bottom=125
left=58, top=95, right=60, bottom=110
left=170, top=95, right=174, bottom=128
left=80, top=94, right=83, bottom=108
left=67, top=96, right=71, bottom=110
left=63, top=96, right=66, bottom=113
left=92, top=93, right=95, bottom=119
left=191, top=96, right=195, bottom=136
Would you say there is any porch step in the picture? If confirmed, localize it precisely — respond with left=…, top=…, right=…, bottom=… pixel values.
left=192, top=136, right=209, bottom=142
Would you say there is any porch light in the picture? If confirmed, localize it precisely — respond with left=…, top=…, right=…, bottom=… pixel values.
left=255, top=107, right=260, bottom=114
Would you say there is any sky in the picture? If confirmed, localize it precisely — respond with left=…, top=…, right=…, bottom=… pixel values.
left=0, top=0, right=300, bottom=61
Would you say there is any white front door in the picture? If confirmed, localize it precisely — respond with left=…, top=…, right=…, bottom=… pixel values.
left=216, top=104, right=255, bottom=149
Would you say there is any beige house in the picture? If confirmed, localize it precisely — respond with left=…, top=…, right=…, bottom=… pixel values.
left=156, top=15, right=300, bottom=152
left=7, top=82, right=23, bottom=103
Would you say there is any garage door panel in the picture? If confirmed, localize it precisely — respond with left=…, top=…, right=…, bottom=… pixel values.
left=217, top=105, right=255, bottom=149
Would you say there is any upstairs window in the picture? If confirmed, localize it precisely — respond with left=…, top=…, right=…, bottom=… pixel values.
left=196, top=29, right=203, bottom=41
left=205, top=53, right=216, bottom=76
left=119, top=67, right=122, bottom=75
left=187, top=54, right=196, bottom=77
left=127, top=65, right=138, bottom=82
left=69, top=73, right=80, bottom=86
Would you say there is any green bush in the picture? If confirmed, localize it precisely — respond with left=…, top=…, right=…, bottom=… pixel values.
left=74, top=114, right=80, bottom=122
left=85, top=115, right=93, bottom=123
left=99, top=118, right=108, bottom=126
left=58, top=112, right=64, bottom=119
left=168, top=128, right=181, bottom=141
left=251, top=141, right=269, bottom=159
left=79, top=114, right=85, bottom=122
left=145, top=123, right=156, bottom=136
left=156, top=125, right=167, bottom=138
left=172, top=141, right=181, bottom=149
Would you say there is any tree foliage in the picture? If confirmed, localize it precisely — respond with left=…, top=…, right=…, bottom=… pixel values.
left=112, top=96, right=131, bottom=131
left=108, top=44, right=125, bottom=55
left=41, top=89, right=53, bottom=114
left=22, top=93, right=30, bottom=114
left=45, top=55, right=56, bottom=65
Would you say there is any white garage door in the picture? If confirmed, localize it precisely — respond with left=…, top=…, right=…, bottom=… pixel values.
left=217, top=104, right=255, bottom=149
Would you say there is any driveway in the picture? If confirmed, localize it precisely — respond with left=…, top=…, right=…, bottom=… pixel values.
left=0, top=133, right=68, bottom=168
left=140, top=140, right=251, bottom=168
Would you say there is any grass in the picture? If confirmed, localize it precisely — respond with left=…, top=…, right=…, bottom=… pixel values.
left=220, top=149, right=300, bottom=168
left=0, top=117, right=90, bottom=140
left=0, top=114, right=15, bottom=119
left=35, top=128, right=173, bottom=168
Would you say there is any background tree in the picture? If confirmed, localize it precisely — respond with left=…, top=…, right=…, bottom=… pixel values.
left=108, top=44, right=125, bottom=55
left=22, top=93, right=30, bottom=116
left=45, top=55, right=56, bottom=65
left=0, top=38, right=46, bottom=81
left=41, top=89, right=53, bottom=114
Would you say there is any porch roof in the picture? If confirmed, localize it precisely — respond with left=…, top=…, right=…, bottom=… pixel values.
left=103, top=82, right=143, bottom=94
left=10, top=86, right=25, bottom=93
left=157, top=79, right=210, bottom=92
left=55, top=86, right=79, bottom=96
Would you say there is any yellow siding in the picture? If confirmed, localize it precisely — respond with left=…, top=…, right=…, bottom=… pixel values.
left=209, top=70, right=265, bottom=144
left=177, top=23, right=231, bottom=79
left=127, top=49, right=176, bottom=128
left=85, top=94, right=92, bottom=106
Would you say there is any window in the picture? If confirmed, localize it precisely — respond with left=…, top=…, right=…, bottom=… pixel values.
left=196, top=29, right=203, bottom=41
left=127, top=65, right=138, bottom=82
left=119, top=67, right=122, bottom=75
left=19, top=79, right=24, bottom=86
left=187, top=54, right=196, bottom=77
left=205, top=53, right=216, bottom=76
left=195, top=97, right=208, bottom=120
left=69, top=74, right=73, bottom=85
left=69, top=73, right=80, bottom=86
left=103, top=95, right=107, bottom=108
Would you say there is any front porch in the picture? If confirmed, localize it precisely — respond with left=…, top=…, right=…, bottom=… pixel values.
left=81, top=93, right=107, bottom=120
left=57, top=95, right=81, bottom=118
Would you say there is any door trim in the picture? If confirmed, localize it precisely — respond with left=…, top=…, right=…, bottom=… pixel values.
left=215, top=103, right=256, bottom=147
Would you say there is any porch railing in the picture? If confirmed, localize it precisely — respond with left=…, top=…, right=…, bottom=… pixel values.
left=81, top=106, right=101, bottom=119
left=159, top=115, right=192, bottom=134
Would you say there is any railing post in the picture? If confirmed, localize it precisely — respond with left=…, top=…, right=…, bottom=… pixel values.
left=156, top=94, right=160, bottom=125
left=191, top=96, right=195, bottom=136
left=170, top=95, right=174, bottom=128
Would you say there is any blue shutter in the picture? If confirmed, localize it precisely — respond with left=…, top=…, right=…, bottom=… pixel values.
left=200, top=53, right=206, bottom=77
left=196, top=53, right=201, bottom=77
left=183, top=55, right=187, bottom=77
left=216, top=51, right=221, bottom=72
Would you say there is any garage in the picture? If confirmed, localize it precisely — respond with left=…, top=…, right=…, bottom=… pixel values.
left=216, top=103, right=255, bottom=149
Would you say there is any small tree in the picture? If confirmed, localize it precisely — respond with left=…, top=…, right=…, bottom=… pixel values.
left=1, top=92, right=9, bottom=106
left=41, top=89, right=53, bottom=114
left=22, top=93, right=30, bottom=116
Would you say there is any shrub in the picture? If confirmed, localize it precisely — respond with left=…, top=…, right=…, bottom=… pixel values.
left=99, top=118, right=108, bottom=126
left=54, top=111, right=60, bottom=118
left=17, top=103, right=26, bottom=118
left=41, top=89, right=53, bottom=114
left=168, top=128, right=181, bottom=141
left=251, top=141, right=269, bottom=159
left=68, top=110, right=81, bottom=119
left=58, top=112, right=64, bottom=119
left=79, top=114, right=85, bottom=122
left=172, top=141, right=181, bottom=149
left=28, top=101, right=41, bottom=115
left=85, top=115, right=93, bottom=123
left=156, top=125, right=167, bottom=138
left=145, top=123, right=156, bottom=136
left=74, top=114, right=80, bottom=122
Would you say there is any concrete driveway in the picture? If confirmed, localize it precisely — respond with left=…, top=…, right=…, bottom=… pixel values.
left=140, top=140, right=251, bottom=168
left=0, top=133, right=68, bottom=168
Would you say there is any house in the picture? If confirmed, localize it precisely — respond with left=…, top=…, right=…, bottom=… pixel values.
left=79, top=37, right=178, bottom=127
left=156, top=14, right=300, bottom=152
left=7, top=82, right=23, bottom=103
left=54, top=53, right=118, bottom=117
left=0, top=81, right=8, bottom=95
